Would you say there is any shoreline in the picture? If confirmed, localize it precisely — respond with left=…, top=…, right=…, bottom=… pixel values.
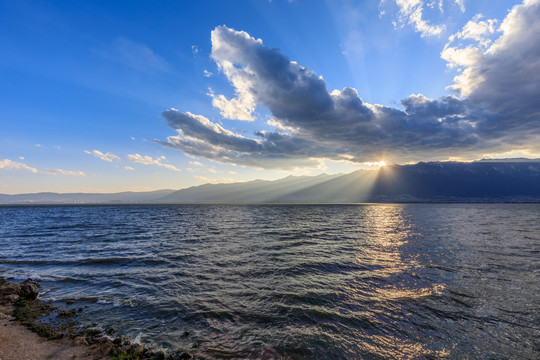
left=0, top=277, right=192, bottom=360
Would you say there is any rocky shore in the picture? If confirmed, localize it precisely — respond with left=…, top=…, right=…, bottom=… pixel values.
left=0, top=277, right=194, bottom=360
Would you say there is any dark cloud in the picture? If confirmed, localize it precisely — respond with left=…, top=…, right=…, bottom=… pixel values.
left=160, top=2, right=540, bottom=167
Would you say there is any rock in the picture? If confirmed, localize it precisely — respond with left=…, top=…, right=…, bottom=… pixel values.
left=181, top=330, right=191, bottom=337
left=4, top=294, right=20, bottom=303
left=100, top=342, right=114, bottom=356
left=0, top=283, right=20, bottom=296
left=130, top=343, right=144, bottom=354
left=167, top=351, right=193, bottom=360
left=153, top=350, right=166, bottom=359
left=73, top=336, right=88, bottom=346
left=113, top=335, right=130, bottom=346
left=106, top=327, right=115, bottom=335
left=94, top=335, right=111, bottom=344
left=19, top=279, right=39, bottom=300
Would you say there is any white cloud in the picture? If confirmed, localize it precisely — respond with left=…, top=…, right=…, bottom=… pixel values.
left=441, top=45, right=483, bottom=68
left=448, top=14, right=498, bottom=47
left=189, top=161, right=204, bottom=167
left=1, top=159, right=86, bottom=176
left=395, top=0, right=446, bottom=37
left=127, top=154, right=182, bottom=171
left=454, top=0, right=465, bottom=13
left=207, top=168, right=217, bottom=173
left=192, top=45, right=199, bottom=54
left=446, top=0, right=540, bottom=104
left=203, top=69, right=213, bottom=77
left=85, top=150, right=121, bottom=162
left=124, top=166, right=135, bottom=171
left=42, top=169, right=86, bottom=176
left=0, top=159, right=38, bottom=173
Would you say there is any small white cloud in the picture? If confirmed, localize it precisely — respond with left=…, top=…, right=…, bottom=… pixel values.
left=395, top=0, right=446, bottom=37
left=448, top=14, right=498, bottom=48
left=0, top=159, right=38, bottom=173
left=203, top=70, right=213, bottom=77
left=124, top=166, right=135, bottom=171
left=19, top=156, right=24, bottom=160
left=34, top=144, right=42, bottom=147
left=208, top=168, right=217, bottom=173
left=454, top=0, right=465, bottom=13
left=85, top=150, right=121, bottom=162
left=42, top=169, right=86, bottom=176
left=131, top=137, right=136, bottom=141
left=189, top=161, right=204, bottom=167
left=192, top=45, right=199, bottom=54
left=127, top=154, right=182, bottom=171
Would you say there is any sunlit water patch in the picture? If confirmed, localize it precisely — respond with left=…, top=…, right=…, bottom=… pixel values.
left=0, top=204, right=538, bottom=358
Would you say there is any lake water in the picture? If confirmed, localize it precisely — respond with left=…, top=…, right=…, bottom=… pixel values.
left=0, top=204, right=538, bottom=359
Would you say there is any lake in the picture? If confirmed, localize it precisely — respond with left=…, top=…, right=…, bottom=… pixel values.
left=1, top=204, right=538, bottom=359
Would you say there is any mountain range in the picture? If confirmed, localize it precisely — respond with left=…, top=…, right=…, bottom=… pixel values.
left=1, top=159, right=539, bottom=204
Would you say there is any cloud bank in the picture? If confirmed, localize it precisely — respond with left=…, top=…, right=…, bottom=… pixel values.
left=0, top=159, right=38, bottom=173
left=1, top=159, right=86, bottom=176
left=160, top=0, right=540, bottom=168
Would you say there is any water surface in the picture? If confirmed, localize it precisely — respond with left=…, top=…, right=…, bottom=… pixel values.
left=1, top=204, right=538, bottom=359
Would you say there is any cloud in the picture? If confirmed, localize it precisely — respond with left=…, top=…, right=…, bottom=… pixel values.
left=85, top=150, right=121, bottom=162
left=444, top=0, right=540, bottom=139
left=1, top=159, right=86, bottom=176
left=125, top=166, right=135, bottom=171
left=159, top=11, right=540, bottom=168
left=127, top=154, right=182, bottom=171
left=189, top=161, right=204, bottom=167
left=448, top=14, right=498, bottom=46
left=395, top=0, right=446, bottom=37
left=193, top=175, right=235, bottom=183
left=203, top=70, right=213, bottom=77
left=454, top=0, right=465, bottom=13
left=0, top=159, right=38, bottom=173
left=42, top=169, right=86, bottom=176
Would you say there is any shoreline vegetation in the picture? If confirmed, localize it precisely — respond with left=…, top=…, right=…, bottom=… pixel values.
left=0, top=277, right=194, bottom=360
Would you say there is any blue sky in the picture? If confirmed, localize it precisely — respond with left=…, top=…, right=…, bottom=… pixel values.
left=1, top=0, right=539, bottom=194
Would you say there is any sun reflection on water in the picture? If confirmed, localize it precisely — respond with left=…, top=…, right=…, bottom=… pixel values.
left=345, top=205, right=449, bottom=358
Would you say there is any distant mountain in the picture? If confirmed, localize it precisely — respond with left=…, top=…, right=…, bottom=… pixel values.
left=370, top=160, right=540, bottom=202
left=1, top=159, right=539, bottom=204
left=0, top=189, right=176, bottom=205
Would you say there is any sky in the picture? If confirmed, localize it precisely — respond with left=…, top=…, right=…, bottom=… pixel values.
left=1, top=0, right=539, bottom=194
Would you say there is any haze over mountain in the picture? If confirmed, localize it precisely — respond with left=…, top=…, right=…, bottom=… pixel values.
left=1, top=160, right=539, bottom=204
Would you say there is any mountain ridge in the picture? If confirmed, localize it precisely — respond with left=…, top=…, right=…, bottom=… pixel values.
left=1, top=159, right=539, bottom=204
